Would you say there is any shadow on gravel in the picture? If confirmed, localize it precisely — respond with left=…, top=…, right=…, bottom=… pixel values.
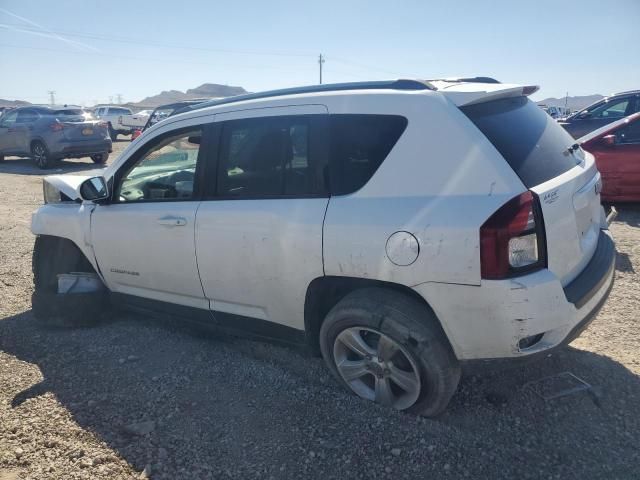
left=614, top=205, right=640, bottom=228
left=0, top=157, right=108, bottom=176
left=1, top=309, right=639, bottom=479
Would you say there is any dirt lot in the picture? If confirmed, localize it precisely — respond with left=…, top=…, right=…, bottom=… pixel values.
left=1, top=142, right=639, bottom=479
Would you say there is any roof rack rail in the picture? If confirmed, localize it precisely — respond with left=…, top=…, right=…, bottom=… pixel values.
left=186, top=79, right=432, bottom=113
left=613, top=89, right=640, bottom=96
left=427, top=77, right=501, bottom=84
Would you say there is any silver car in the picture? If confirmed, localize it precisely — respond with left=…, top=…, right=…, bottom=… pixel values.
left=0, top=106, right=112, bottom=169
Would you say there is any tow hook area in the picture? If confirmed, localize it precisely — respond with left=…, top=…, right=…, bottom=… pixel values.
left=606, top=206, right=618, bottom=225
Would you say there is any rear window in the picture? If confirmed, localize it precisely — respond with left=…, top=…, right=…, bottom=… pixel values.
left=54, top=109, right=85, bottom=122
left=109, top=108, right=132, bottom=115
left=329, top=114, right=408, bottom=195
left=461, top=96, right=577, bottom=187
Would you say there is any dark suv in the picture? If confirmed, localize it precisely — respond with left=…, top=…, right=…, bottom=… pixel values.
left=560, top=90, right=640, bottom=139
left=0, top=106, right=112, bottom=169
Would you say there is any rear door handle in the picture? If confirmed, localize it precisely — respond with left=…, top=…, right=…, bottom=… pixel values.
left=156, top=216, right=187, bottom=227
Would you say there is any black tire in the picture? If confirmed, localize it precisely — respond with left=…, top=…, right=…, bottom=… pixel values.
left=108, top=124, right=117, bottom=141
left=319, top=288, right=460, bottom=417
left=31, top=141, right=52, bottom=169
left=90, top=152, right=109, bottom=164
left=32, top=236, right=108, bottom=327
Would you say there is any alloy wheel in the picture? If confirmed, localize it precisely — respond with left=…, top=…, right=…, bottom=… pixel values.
left=333, top=327, right=421, bottom=410
left=33, top=144, right=47, bottom=168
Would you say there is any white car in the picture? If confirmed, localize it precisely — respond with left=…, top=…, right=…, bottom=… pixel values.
left=120, top=109, right=153, bottom=130
left=31, top=79, right=615, bottom=416
left=93, top=106, right=134, bottom=140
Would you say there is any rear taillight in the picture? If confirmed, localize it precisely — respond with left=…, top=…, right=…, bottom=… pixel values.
left=480, top=191, right=546, bottom=279
left=49, top=122, right=64, bottom=132
left=97, top=121, right=108, bottom=128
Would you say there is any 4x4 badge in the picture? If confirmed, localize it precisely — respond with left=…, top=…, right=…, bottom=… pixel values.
left=543, top=189, right=559, bottom=205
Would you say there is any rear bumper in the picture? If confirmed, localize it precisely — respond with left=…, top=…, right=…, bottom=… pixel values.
left=413, top=229, right=615, bottom=362
left=53, top=139, right=112, bottom=157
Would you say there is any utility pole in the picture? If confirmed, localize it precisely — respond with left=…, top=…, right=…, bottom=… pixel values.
left=116, top=93, right=123, bottom=104
left=318, top=54, right=325, bottom=84
left=564, top=91, right=569, bottom=110
left=108, top=95, right=114, bottom=104
left=47, top=90, right=56, bottom=105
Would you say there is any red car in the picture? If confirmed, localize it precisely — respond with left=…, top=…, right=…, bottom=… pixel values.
left=580, top=112, right=640, bottom=202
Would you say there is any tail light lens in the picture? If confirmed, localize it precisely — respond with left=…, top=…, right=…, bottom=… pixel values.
left=97, top=121, right=108, bottom=128
left=480, top=191, right=546, bottom=279
left=49, top=122, right=64, bottom=132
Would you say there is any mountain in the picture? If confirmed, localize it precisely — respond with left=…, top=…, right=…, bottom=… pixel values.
left=0, top=99, right=31, bottom=108
left=134, top=83, right=248, bottom=107
left=536, top=94, right=604, bottom=111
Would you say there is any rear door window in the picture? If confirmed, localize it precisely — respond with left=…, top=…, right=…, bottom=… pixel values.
left=328, top=114, right=407, bottom=195
left=216, top=115, right=327, bottom=197
left=461, top=96, right=578, bottom=187
left=618, top=119, right=640, bottom=144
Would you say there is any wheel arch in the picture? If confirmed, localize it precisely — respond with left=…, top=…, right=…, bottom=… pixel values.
left=304, top=276, right=453, bottom=356
left=33, top=235, right=100, bottom=288
left=29, top=137, right=48, bottom=150
left=31, top=205, right=102, bottom=281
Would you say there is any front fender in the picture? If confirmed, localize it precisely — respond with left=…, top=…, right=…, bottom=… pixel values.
left=31, top=203, right=100, bottom=273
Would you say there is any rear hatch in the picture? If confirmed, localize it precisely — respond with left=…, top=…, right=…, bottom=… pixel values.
left=54, top=109, right=106, bottom=141
left=460, top=95, right=604, bottom=286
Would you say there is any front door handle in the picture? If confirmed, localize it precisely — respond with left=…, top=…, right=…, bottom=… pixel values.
left=156, top=216, right=187, bottom=227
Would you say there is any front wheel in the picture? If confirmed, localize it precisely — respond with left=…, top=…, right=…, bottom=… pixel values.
left=31, top=141, right=52, bottom=169
left=319, top=288, right=460, bottom=417
left=32, top=236, right=108, bottom=327
left=90, top=152, right=109, bottom=164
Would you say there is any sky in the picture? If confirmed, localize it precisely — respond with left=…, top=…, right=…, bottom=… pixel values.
left=0, top=0, right=639, bottom=106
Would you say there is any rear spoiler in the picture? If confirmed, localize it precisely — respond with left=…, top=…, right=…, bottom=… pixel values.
left=429, top=81, right=540, bottom=106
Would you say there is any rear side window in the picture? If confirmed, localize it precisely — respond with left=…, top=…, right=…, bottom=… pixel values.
left=329, top=114, right=407, bottom=195
left=461, top=96, right=577, bottom=187
left=216, top=115, right=327, bottom=197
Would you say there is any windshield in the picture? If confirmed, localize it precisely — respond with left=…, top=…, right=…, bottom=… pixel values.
left=461, top=96, right=578, bottom=187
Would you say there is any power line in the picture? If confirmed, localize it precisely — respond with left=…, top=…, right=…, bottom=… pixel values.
left=0, top=43, right=310, bottom=71
left=0, top=22, right=314, bottom=58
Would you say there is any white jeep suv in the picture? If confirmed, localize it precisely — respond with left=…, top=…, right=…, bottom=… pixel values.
left=31, top=79, right=615, bottom=416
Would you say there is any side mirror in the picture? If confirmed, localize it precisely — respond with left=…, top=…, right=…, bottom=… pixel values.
left=602, top=134, right=617, bottom=147
left=79, top=176, right=109, bottom=201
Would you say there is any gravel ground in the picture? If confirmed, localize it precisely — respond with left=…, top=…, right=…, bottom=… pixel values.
left=1, top=141, right=639, bottom=479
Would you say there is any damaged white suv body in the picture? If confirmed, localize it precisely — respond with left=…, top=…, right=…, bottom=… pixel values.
left=31, top=79, right=616, bottom=416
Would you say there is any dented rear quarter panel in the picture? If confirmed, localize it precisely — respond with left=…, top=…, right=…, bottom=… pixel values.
left=322, top=93, right=526, bottom=287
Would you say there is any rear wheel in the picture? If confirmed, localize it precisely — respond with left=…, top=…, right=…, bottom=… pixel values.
left=32, top=236, right=108, bottom=327
left=31, top=141, right=52, bottom=169
left=319, top=288, right=460, bottom=417
left=90, top=152, right=109, bottom=164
